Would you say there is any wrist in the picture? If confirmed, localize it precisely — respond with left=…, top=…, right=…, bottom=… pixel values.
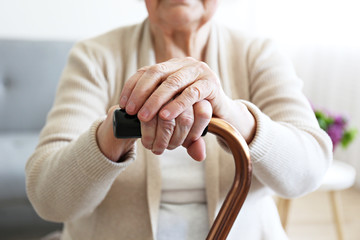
left=96, top=113, right=136, bottom=162
left=218, top=98, right=256, bottom=144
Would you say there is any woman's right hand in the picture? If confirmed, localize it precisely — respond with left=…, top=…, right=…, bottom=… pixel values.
left=96, top=105, right=137, bottom=162
left=96, top=99, right=212, bottom=163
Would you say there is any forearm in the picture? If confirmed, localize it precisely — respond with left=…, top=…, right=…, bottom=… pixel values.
left=26, top=119, right=135, bottom=222
left=25, top=41, right=137, bottom=221
left=243, top=101, right=332, bottom=198
left=235, top=38, right=333, bottom=197
left=214, top=97, right=331, bottom=198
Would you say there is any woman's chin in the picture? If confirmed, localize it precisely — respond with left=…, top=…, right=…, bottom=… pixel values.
left=159, top=12, right=203, bottom=31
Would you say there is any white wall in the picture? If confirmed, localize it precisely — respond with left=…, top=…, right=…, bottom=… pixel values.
left=252, top=0, right=360, bottom=47
left=0, top=0, right=254, bottom=41
left=1, top=0, right=359, bottom=47
left=0, top=0, right=148, bottom=40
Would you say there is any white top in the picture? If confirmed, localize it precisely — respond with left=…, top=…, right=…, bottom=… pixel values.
left=157, top=147, right=209, bottom=240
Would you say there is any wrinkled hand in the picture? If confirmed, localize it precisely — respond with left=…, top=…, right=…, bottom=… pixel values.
left=140, top=100, right=212, bottom=161
left=119, top=57, right=230, bottom=160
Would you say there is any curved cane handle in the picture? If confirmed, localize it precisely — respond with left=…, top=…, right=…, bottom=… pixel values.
left=206, top=118, right=252, bottom=240
left=113, top=109, right=252, bottom=240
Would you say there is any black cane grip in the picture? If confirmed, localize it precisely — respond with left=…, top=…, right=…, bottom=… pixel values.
left=113, top=108, right=208, bottom=139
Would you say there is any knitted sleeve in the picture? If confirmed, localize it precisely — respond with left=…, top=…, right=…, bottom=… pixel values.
left=25, top=41, right=135, bottom=222
left=243, top=39, right=332, bottom=198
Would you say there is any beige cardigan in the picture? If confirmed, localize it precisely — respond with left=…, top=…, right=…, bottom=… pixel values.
left=26, top=20, right=332, bottom=240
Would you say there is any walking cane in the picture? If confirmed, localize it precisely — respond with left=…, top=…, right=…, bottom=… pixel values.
left=113, top=109, right=252, bottom=240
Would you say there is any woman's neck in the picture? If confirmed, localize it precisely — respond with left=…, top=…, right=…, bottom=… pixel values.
left=150, top=22, right=211, bottom=63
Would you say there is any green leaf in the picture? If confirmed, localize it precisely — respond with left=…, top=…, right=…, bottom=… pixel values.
left=317, top=118, right=328, bottom=130
left=341, top=128, right=358, bottom=148
left=315, top=111, right=334, bottom=130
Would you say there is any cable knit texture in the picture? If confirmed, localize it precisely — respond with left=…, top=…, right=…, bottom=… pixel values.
left=25, top=19, right=332, bottom=240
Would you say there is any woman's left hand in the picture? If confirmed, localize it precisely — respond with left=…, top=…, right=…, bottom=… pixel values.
left=119, top=57, right=230, bottom=122
left=119, top=57, right=256, bottom=158
left=119, top=57, right=232, bottom=160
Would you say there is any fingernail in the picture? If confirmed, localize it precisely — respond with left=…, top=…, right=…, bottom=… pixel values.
left=119, top=96, right=128, bottom=108
left=152, top=149, right=164, bottom=155
left=127, top=101, right=136, bottom=113
left=161, top=109, right=170, bottom=119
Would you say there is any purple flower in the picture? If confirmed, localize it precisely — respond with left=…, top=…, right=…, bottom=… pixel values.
left=333, top=115, right=346, bottom=127
left=327, top=124, right=344, bottom=149
left=312, top=103, right=357, bottom=151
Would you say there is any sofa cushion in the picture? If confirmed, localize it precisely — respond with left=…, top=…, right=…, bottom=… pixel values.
left=0, top=39, right=74, bottom=132
left=0, top=132, right=39, bottom=202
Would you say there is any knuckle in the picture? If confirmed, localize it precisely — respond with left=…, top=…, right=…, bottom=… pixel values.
left=165, top=73, right=185, bottom=90
left=196, top=109, right=212, bottom=121
left=167, top=72, right=183, bottom=82
left=152, top=63, right=168, bottom=73
left=137, top=66, right=149, bottom=74
left=185, top=86, right=202, bottom=100
left=185, top=56, right=196, bottom=62
left=178, top=115, right=194, bottom=129
left=161, top=120, right=176, bottom=135
left=196, top=101, right=212, bottom=119
left=146, top=67, right=159, bottom=76
left=174, top=99, right=188, bottom=111
left=197, top=61, right=208, bottom=72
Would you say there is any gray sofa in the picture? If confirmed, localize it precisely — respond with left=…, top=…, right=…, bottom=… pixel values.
left=0, top=39, right=74, bottom=239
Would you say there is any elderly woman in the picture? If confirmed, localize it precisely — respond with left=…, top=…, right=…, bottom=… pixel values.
left=26, top=0, right=332, bottom=239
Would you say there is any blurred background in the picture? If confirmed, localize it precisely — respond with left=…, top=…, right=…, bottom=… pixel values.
left=0, top=0, right=359, bottom=239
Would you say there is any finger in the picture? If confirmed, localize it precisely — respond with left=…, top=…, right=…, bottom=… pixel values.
left=152, top=117, right=176, bottom=155
left=183, top=100, right=212, bottom=148
left=167, top=107, right=194, bottom=150
left=161, top=79, right=215, bottom=120
left=187, top=138, right=206, bottom=161
left=125, top=59, right=194, bottom=115
left=140, top=117, right=157, bottom=150
left=138, top=63, right=203, bottom=122
left=119, top=67, right=147, bottom=109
